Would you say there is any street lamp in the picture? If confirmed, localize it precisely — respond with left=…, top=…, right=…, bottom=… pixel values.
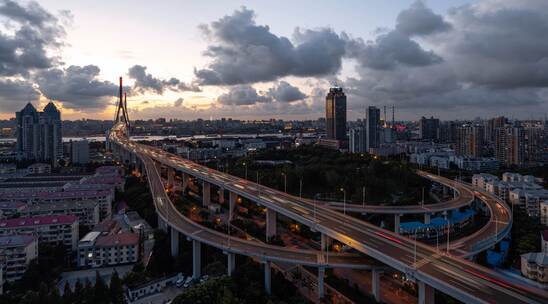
left=282, top=172, right=287, bottom=193
left=340, top=188, right=346, bottom=215
left=243, top=162, right=247, bottom=180
left=299, top=178, right=303, bottom=198
left=362, top=186, right=366, bottom=208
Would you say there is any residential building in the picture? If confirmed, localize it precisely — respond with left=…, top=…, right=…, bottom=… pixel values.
left=419, top=116, right=440, bottom=141
left=366, top=106, right=380, bottom=151
left=325, top=87, right=347, bottom=143
left=495, top=125, right=525, bottom=166
left=486, top=116, right=507, bottom=143
left=472, top=173, right=499, bottom=190
left=452, top=156, right=500, bottom=172
left=521, top=232, right=548, bottom=284
left=15, top=102, right=62, bottom=166
left=77, top=231, right=139, bottom=268
left=439, top=121, right=457, bottom=143
left=23, top=201, right=100, bottom=228
left=27, top=163, right=51, bottom=174
left=0, top=235, right=38, bottom=282
left=0, top=215, right=79, bottom=250
left=541, top=202, right=548, bottom=226
left=456, top=124, right=484, bottom=157
left=71, top=139, right=90, bottom=164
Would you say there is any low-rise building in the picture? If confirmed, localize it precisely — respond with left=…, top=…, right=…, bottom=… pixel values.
left=0, top=235, right=38, bottom=281
left=472, top=173, right=498, bottom=190
left=77, top=231, right=139, bottom=268
left=521, top=252, right=548, bottom=284
left=0, top=215, right=79, bottom=250
left=0, top=202, right=27, bottom=218
left=23, top=201, right=100, bottom=228
left=27, top=163, right=51, bottom=174
left=542, top=202, right=548, bottom=226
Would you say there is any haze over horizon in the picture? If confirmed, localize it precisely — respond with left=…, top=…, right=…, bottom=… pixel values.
left=1, top=0, right=547, bottom=121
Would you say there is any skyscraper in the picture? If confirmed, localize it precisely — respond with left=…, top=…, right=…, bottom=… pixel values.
left=325, top=87, right=347, bottom=142
left=366, top=106, right=380, bottom=151
left=419, top=116, right=440, bottom=141
left=495, top=125, right=525, bottom=166
left=16, top=102, right=62, bottom=166
left=456, top=124, right=484, bottom=157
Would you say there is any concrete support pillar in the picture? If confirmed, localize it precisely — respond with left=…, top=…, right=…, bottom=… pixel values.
left=424, top=213, right=431, bottom=225
left=321, top=234, right=332, bottom=251
left=158, top=214, right=168, bottom=232
left=443, top=210, right=448, bottom=220
left=266, top=208, right=277, bottom=240
left=317, top=267, right=325, bottom=299
left=394, top=214, right=401, bottom=234
left=418, top=281, right=435, bottom=304
left=264, top=261, right=271, bottom=295
left=167, top=167, right=175, bottom=187
left=170, top=227, right=179, bottom=257
left=372, top=269, right=382, bottom=303
left=218, top=187, right=225, bottom=204
left=229, top=192, right=238, bottom=221
left=192, top=240, right=201, bottom=279
left=182, top=173, right=189, bottom=191
left=202, top=181, right=211, bottom=206
left=227, top=252, right=235, bottom=276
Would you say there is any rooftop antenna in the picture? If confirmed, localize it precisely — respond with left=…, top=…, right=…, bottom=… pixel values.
left=392, top=105, right=395, bottom=128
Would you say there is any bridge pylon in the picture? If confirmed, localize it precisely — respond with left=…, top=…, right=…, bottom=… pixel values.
left=114, top=77, right=130, bottom=132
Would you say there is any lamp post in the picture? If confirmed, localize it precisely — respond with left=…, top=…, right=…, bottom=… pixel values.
left=299, top=178, right=303, bottom=198
left=340, top=188, right=346, bottom=215
left=362, top=186, right=366, bottom=208
left=243, top=162, right=247, bottom=180
left=282, top=172, right=287, bottom=193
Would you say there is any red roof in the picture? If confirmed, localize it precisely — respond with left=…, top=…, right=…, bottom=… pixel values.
left=95, top=232, right=139, bottom=247
left=0, top=215, right=78, bottom=228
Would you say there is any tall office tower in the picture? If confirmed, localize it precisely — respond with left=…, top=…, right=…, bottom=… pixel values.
left=419, top=116, right=440, bottom=141
left=325, top=87, right=347, bottom=142
left=456, top=124, right=484, bottom=157
left=495, top=125, right=525, bottom=166
left=349, top=127, right=365, bottom=153
left=439, top=121, right=457, bottom=143
left=486, top=116, right=507, bottom=143
left=16, top=102, right=63, bottom=166
left=366, top=106, right=380, bottom=151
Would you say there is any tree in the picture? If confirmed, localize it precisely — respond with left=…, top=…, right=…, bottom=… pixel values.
left=109, top=271, right=125, bottom=304
left=93, top=271, right=110, bottom=304
left=62, top=281, right=74, bottom=304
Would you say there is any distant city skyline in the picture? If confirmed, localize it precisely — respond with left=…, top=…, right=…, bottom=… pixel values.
left=0, top=0, right=547, bottom=121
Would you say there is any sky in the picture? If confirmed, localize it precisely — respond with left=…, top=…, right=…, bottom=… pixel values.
left=0, top=0, right=547, bottom=121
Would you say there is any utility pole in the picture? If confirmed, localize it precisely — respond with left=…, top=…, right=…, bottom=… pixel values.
left=362, top=186, right=366, bottom=208
left=299, top=178, right=303, bottom=198
left=341, top=188, right=346, bottom=215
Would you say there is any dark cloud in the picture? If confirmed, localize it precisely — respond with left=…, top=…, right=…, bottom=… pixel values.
left=128, top=65, right=200, bottom=94
left=396, top=1, right=451, bottom=36
left=34, top=65, right=119, bottom=109
left=267, top=81, right=306, bottom=102
left=0, top=79, right=39, bottom=112
left=217, top=85, right=271, bottom=105
left=0, top=0, right=65, bottom=76
left=347, top=30, right=442, bottom=70
left=194, top=7, right=347, bottom=85
left=343, top=0, right=548, bottom=117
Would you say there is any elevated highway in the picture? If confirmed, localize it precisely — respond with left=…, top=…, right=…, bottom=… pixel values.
left=110, top=123, right=548, bottom=304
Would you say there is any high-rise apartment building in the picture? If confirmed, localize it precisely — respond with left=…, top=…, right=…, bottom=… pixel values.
left=16, top=102, right=62, bottom=166
left=456, top=124, right=484, bottom=157
left=486, top=116, right=507, bottom=143
left=325, top=87, right=347, bottom=142
left=495, top=125, right=525, bottom=166
left=523, top=122, right=547, bottom=164
left=439, top=121, right=457, bottom=143
left=419, top=116, right=440, bottom=141
left=366, top=106, right=380, bottom=151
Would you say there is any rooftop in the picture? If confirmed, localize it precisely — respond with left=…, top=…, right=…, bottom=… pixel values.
left=0, top=215, right=78, bottom=228
left=0, top=235, right=36, bottom=248
left=95, top=232, right=139, bottom=247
